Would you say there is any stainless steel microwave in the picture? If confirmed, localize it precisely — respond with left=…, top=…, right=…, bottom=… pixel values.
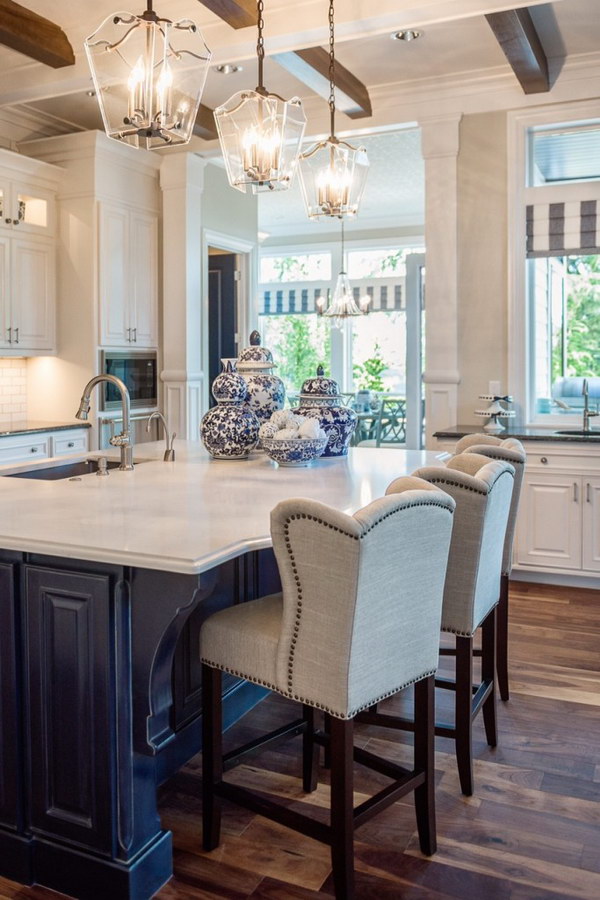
left=100, top=350, right=158, bottom=410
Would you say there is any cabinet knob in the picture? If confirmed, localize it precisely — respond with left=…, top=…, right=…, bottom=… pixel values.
left=540, top=456, right=548, bottom=464
left=67, top=441, right=75, bottom=448
left=4, top=218, right=12, bottom=224
left=30, top=447, right=38, bottom=453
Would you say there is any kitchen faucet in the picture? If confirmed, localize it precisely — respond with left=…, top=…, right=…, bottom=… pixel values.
left=147, top=411, right=176, bottom=461
left=75, top=375, right=134, bottom=470
left=582, top=378, right=599, bottom=432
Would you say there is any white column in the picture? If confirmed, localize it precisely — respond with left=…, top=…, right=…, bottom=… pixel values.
left=420, top=114, right=462, bottom=447
left=160, top=153, right=205, bottom=440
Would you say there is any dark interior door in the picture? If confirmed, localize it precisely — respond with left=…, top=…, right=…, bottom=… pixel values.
left=208, top=253, right=237, bottom=402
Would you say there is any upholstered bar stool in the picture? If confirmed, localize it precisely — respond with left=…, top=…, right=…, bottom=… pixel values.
left=454, top=435, right=527, bottom=701
left=370, top=455, right=515, bottom=797
left=199, top=489, right=455, bottom=900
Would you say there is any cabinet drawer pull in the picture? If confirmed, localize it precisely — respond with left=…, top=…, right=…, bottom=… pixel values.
left=67, top=441, right=75, bottom=448
left=540, top=456, right=548, bottom=464
left=4, top=218, right=12, bottom=225
left=132, top=327, right=137, bottom=342
left=573, top=482, right=578, bottom=502
left=13, top=218, right=20, bottom=226
left=126, top=327, right=131, bottom=342
left=6, top=326, right=11, bottom=344
left=14, top=327, right=19, bottom=344
left=30, top=447, right=39, bottom=453
left=587, top=482, right=591, bottom=503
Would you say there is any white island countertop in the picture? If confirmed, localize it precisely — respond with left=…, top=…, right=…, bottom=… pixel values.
left=0, top=441, right=447, bottom=574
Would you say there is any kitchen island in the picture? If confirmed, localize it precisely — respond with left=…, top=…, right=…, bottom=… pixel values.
left=0, top=441, right=444, bottom=900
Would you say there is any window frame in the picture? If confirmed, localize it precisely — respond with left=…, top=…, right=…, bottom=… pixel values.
left=508, top=100, right=600, bottom=428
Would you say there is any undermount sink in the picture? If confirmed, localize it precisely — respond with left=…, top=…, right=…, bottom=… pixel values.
left=554, top=429, right=599, bottom=436
left=7, top=459, right=146, bottom=480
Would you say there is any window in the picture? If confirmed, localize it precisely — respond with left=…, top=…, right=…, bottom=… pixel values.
left=259, top=252, right=331, bottom=283
left=528, top=124, right=600, bottom=187
left=531, top=254, right=600, bottom=416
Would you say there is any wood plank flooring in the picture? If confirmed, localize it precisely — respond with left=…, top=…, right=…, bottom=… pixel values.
left=1, top=581, right=599, bottom=899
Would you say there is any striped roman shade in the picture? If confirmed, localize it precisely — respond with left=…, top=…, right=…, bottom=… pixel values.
left=526, top=200, right=600, bottom=257
left=259, top=277, right=406, bottom=316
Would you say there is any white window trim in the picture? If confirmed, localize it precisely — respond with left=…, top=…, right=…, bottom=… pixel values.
left=507, top=99, right=600, bottom=428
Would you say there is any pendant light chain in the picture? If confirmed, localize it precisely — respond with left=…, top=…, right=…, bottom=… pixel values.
left=257, top=0, right=265, bottom=90
left=340, top=219, right=345, bottom=272
left=328, top=0, right=336, bottom=137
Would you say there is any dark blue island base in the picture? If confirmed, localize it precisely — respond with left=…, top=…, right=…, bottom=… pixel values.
left=0, top=548, right=281, bottom=899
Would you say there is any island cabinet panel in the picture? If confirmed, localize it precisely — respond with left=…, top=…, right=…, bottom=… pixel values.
left=0, top=563, right=21, bottom=829
left=171, top=549, right=282, bottom=731
left=23, top=566, right=114, bottom=853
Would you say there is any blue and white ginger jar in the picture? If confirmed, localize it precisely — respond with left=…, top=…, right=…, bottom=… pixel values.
left=237, top=331, right=285, bottom=425
left=200, top=359, right=259, bottom=460
left=294, top=366, right=357, bottom=457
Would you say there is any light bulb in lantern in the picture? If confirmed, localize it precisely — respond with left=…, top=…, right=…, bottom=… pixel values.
left=316, top=165, right=351, bottom=215
left=156, top=62, right=173, bottom=123
left=127, top=56, right=146, bottom=121
left=242, top=124, right=282, bottom=182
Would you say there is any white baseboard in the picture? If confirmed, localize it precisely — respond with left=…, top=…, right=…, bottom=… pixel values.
left=511, top=569, right=600, bottom=590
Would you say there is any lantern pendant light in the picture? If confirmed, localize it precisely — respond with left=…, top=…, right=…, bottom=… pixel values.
left=84, top=0, right=212, bottom=150
left=299, top=0, right=369, bottom=219
left=214, top=1, right=307, bottom=193
left=318, top=220, right=371, bottom=326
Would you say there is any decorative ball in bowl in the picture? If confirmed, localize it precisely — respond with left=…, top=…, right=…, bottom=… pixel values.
left=261, top=436, right=328, bottom=467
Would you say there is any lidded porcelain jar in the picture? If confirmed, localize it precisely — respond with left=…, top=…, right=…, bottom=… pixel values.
left=294, top=366, right=357, bottom=457
left=200, top=359, right=259, bottom=460
left=237, top=330, right=286, bottom=425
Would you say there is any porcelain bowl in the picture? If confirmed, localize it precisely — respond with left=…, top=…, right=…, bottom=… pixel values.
left=262, top=436, right=328, bottom=467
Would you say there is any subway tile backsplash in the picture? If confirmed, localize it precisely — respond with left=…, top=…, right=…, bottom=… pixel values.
left=0, top=359, right=27, bottom=426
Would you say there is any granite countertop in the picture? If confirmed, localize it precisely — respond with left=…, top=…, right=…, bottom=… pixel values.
left=0, top=421, right=91, bottom=437
left=433, top=425, right=600, bottom=444
left=0, top=442, right=447, bottom=575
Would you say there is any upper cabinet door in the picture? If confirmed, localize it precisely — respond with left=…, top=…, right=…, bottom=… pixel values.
left=130, top=212, right=158, bottom=348
left=99, top=203, right=130, bottom=347
left=0, top=236, right=10, bottom=348
left=11, top=183, right=55, bottom=237
left=10, top=237, right=55, bottom=351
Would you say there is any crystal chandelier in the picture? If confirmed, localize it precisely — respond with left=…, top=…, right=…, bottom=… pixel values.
left=214, top=1, right=307, bottom=193
left=318, top=220, right=371, bottom=325
left=84, top=0, right=212, bottom=150
left=299, top=0, right=369, bottom=219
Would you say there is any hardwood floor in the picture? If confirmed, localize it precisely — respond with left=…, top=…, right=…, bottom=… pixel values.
left=1, top=581, right=599, bottom=899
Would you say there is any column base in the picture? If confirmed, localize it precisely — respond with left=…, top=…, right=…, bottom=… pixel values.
left=0, top=829, right=34, bottom=884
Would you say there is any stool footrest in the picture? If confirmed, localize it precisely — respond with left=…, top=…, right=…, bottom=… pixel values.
left=223, top=718, right=306, bottom=771
left=216, top=780, right=331, bottom=844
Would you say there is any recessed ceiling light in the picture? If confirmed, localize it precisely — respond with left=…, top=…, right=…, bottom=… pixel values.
left=391, top=30, right=422, bottom=41
left=214, top=64, right=242, bottom=75
left=86, top=90, right=96, bottom=97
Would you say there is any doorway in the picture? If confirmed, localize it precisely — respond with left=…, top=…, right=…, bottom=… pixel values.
left=208, top=247, right=238, bottom=400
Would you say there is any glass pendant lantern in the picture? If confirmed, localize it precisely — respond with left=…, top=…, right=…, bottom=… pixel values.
left=299, top=0, right=369, bottom=219
left=84, top=0, right=212, bottom=150
left=319, top=220, right=370, bottom=327
left=214, top=1, right=307, bottom=193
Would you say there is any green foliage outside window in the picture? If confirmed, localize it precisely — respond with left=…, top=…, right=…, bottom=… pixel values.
left=260, top=315, right=331, bottom=394
left=551, top=255, right=600, bottom=380
left=352, top=342, right=389, bottom=392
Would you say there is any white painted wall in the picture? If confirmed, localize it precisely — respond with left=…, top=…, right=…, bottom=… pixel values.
left=202, top=163, right=258, bottom=245
left=456, top=110, right=509, bottom=424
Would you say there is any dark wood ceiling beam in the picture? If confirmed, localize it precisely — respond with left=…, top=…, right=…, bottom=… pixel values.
left=0, top=0, right=75, bottom=68
left=193, top=104, right=218, bottom=141
left=485, top=7, right=549, bottom=94
left=198, top=0, right=256, bottom=29
left=273, top=47, right=372, bottom=119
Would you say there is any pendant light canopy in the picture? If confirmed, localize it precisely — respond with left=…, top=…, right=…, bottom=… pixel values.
left=318, top=220, right=370, bottom=326
left=299, top=0, right=369, bottom=219
left=85, top=0, right=212, bottom=150
left=214, top=1, right=307, bottom=194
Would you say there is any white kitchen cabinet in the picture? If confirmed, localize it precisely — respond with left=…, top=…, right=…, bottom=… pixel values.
left=99, top=202, right=158, bottom=348
left=517, top=472, right=582, bottom=570
left=582, top=475, right=600, bottom=573
left=0, top=236, right=54, bottom=352
left=0, top=178, right=55, bottom=238
left=0, top=428, right=89, bottom=466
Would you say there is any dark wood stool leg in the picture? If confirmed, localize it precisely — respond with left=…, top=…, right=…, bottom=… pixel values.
left=302, top=705, right=319, bottom=793
left=455, top=636, right=474, bottom=797
left=497, top=573, right=510, bottom=701
left=202, top=663, right=223, bottom=851
left=323, top=713, right=331, bottom=769
left=414, top=675, right=436, bottom=855
left=330, top=717, right=355, bottom=900
left=482, top=608, right=498, bottom=748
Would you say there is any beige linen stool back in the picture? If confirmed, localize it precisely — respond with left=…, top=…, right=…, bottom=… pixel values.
left=454, top=434, right=527, bottom=701
left=199, top=488, right=455, bottom=900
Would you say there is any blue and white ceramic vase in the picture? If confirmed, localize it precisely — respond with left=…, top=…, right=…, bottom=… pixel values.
left=200, top=359, right=259, bottom=460
left=294, top=366, right=357, bottom=457
left=237, top=331, right=286, bottom=425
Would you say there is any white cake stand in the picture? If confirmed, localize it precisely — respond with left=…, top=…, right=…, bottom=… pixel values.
left=475, top=395, right=516, bottom=433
